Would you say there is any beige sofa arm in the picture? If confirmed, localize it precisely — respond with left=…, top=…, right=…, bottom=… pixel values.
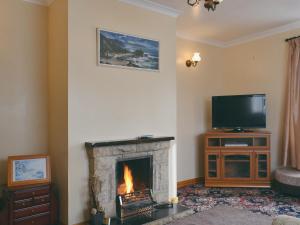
left=272, top=215, right=300, bottom=225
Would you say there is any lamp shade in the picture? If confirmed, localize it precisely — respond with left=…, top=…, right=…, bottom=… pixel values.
left=192, top=52, right=201, bottom=62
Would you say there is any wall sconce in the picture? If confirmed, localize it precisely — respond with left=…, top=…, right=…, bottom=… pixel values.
left=186, top=52, right=201, bottom=67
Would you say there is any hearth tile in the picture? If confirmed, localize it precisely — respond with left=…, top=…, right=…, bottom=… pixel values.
left=110, top=205, right=193, bottom=225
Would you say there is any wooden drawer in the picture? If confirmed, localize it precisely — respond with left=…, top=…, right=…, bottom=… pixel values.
left=14, top=204, right=50, bottom=219
left=14, top=213, right=50, bottom=225
left=33, top=195, right=50, bottom=205
left=14, top=199, right=33, bottom=210
left=14, top=195, right=50, bottom=210
left=13, top=186, right=50, bottom=201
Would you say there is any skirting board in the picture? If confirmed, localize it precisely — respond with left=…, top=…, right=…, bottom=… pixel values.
left=177, top=177, right=204, bottom=189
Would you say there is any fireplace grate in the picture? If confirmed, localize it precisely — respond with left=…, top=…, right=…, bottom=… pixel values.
left=116, top=189, right=156, bottom=220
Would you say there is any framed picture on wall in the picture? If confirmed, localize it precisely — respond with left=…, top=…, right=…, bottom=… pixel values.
left=7, top=154, right=51, bottom=187
left=97, top=29, right=160, bottom=71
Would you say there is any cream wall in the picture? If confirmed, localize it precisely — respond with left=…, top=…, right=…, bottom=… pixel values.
left=48, top=0, right=68, bottom=224
left=68, top=0, right=177, bottom=224
left=177, top=29, right=300, bottom=182
left=222, top=29, right=300, bottom=173
left=176, top=37, right=224, bottom=181
left=0, top=0, right=48, bottom=187
left=2, top=1, right=300, bottom=223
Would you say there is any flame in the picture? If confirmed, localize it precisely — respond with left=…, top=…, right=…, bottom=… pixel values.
left=117, top=164, right=134, bottom=195
left=124, top=165, right=134, bottom=194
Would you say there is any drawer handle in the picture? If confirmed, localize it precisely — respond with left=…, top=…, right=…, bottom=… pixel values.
left=22, top=203, right=26, bottom=206
left=32, top=209, right=35, bottom=213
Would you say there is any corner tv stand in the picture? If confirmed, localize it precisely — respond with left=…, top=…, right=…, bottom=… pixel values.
left=204, top=131, right=271, bottom=188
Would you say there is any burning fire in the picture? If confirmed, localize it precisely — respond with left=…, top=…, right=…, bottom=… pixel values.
left=117, top=164, right=134, bottom=195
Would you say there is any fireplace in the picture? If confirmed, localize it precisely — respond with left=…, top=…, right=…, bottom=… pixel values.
left=85, top=137, right=175, bottom=217
left=85, top=137, right=194, bottom=224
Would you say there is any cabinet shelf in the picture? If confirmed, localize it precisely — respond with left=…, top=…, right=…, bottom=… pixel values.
left=206, top=134, right=269, bottom=149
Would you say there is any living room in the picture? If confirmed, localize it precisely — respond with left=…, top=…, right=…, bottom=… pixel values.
left=0, top=0, right=300, bottom=225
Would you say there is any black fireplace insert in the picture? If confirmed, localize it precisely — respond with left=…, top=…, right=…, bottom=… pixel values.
left=116, top=156, right=154, bottom=219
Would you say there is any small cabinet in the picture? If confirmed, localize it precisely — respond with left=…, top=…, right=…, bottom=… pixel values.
left=205, top=131, right=271, bottom=188
left=2, top=184, right=58, bottom=225
left=205, top=151, right=220, bottom=180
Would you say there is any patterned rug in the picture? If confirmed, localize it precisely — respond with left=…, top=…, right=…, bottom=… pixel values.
left=168, top=206, right=273, bottom=225
left=178, top=184, right=300, bottom=218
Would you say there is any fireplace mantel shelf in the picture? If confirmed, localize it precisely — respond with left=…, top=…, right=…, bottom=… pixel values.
left=85, top=136, right=175, bottom=148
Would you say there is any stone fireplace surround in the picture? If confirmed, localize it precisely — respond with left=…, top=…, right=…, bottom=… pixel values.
left=85, top=137, right=175, bottom=217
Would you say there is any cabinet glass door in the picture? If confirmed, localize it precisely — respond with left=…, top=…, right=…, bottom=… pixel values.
left=206, top=152, right=220, bottom=179
left=255, top=152, right=269, bottom=179
left=222, top=153, right=252, bottom=179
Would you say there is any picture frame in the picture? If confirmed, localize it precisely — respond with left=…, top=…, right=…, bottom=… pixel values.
left=97, top=29, right=160, bottom=71
left=7, top=154, right=51, bottom=187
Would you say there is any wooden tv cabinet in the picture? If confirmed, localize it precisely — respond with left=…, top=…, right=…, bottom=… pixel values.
left=204, top=131, right=271, bottom=188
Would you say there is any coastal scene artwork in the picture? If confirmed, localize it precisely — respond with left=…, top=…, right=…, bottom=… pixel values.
left=13, top=158, right=47, bottom=182
left=98, top=29, right=159, bottom=71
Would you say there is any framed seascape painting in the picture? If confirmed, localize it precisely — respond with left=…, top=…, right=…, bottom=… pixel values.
left=97, top=29, right=159, bottom=71
left=7, top=154, right=51, bottom=187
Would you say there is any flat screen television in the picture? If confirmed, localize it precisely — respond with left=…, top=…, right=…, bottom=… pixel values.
left=212, top=94, right=266, bottom=131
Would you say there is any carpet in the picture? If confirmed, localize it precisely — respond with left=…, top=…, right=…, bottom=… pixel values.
left=167, top=206, right=273, bottom=225
left=178, top=184, right=300, bottom=218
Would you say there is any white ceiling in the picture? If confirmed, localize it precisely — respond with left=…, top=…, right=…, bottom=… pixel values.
left=25, top=0, right=300, bottom=47
left=148, top=0, right=300, bottom=47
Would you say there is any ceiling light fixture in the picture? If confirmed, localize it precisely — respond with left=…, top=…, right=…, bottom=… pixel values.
left=187, top=0, right=223, bottom=11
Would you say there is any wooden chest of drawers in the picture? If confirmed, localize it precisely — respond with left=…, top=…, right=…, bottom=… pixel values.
left=2, top=184, right=58, bottom=225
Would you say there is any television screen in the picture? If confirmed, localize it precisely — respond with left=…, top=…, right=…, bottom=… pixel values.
left=212, top=94, right=266, bottom=129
